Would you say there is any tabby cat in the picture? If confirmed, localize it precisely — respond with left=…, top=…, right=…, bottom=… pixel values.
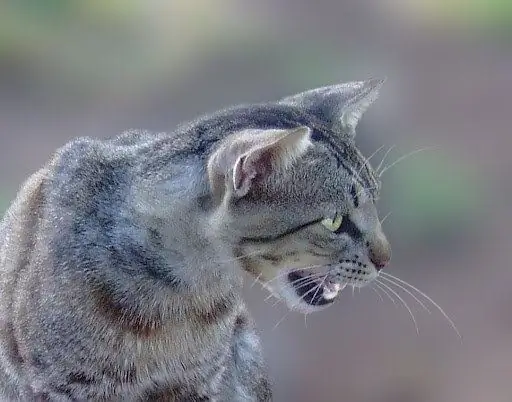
left=0, top=79, right=390, bottom=401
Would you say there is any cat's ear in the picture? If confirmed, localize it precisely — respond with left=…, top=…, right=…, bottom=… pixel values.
left=281, top=78, right=385, bottom=137
left=207, top=126, right=311, bottom=199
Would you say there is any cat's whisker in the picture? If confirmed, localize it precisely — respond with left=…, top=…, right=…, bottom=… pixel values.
left=370, top=286, right=384, bottom=302
left=264, top=292, right=279, bottom=303
left=272, top=311, right=291, bottom=331
left=375, top=144, right=396, bottom=174
left=358, top=144, right=386, bottom=175
left=380, top=272, right=461, bottom=339
left=289, top=276, right=326, bottom=291
left=272, top=276, right=327, bottom=331
left=263, top=273, right=326, bottom=303
left=272, top=298, right=282, bottom=308
left=310, top=274, right=328, bottom=306
left=366, top=144, right=386, bottom=164
left=376, top=280, right=420, bottom=335
left=355, top=184, right=379, bottom=201
left=380, top=212, right=392, bottom=225
left=378, top=146, right=437, bottom=177
left=374, top=283, right=397, bottom=306
left=378, top=275, right=431, bottom=313
left=260, top=264, right=326, bottom=287
left=250, top=272, right=263, bottom=288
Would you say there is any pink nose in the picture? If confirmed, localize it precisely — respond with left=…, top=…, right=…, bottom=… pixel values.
left=368, top=235, right=391, bottom=270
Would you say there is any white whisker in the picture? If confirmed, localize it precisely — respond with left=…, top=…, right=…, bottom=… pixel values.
left=250, top=272, right=263, bottom=288
left=273, top=274, right=328, bottom=330
left=272, top=311, right=291, bottom=330
left=378, top=275, right=431, bottom=313
left=370, top=286, right=384, bottom=302
left=379, top=146, right=437, bottom=177
left=376, top=145, right=396, bottom=174
left=358, top=144, right=386, bottom=175
left=264, top=292, right=280, bottom=303
left=380, top=212, right=392, bottom=225
left=377, top=280, right=420, bottom=335
left=310, top=275, right=328, bottom=307
left=381, top=272, right=461, bottom=339
left=374, top=283, right=398, bottom=306
left=262, top=264, right=326, bottom=287
left=263, top=271, right=326, bottom=303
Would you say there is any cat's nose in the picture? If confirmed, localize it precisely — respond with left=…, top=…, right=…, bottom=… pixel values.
left=368, top=234, right=391, bottom=270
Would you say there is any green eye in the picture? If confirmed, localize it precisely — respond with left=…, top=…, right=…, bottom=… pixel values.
left=321, top=214, right=343, bottom=232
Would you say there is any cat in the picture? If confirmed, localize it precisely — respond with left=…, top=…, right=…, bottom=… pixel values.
left=0, top=78, right=391, bottom=401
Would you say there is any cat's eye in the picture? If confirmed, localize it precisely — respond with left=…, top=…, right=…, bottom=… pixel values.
left=321, top=214, right=343, bottom=232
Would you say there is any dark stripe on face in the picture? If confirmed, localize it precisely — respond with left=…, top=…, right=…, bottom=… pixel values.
left=240, top=218, right=323, bottom=243
left=195, top=294, right=236, bottom=326
left=335, top=215, right=362, bottom=239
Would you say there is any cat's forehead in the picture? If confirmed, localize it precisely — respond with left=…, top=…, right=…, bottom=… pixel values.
left=224, top=103, right=380, bottom=196
left=190, top=102, right=380, bottom=196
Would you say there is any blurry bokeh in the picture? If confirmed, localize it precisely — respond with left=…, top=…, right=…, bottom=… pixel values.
left=1, top=1, right=511, bottom=401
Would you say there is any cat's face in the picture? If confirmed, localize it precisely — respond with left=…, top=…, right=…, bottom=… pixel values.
left=207, top=79, right=390, bottom=313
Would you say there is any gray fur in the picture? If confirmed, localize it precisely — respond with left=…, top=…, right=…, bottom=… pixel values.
left=0, top=79, right=390, bottom=401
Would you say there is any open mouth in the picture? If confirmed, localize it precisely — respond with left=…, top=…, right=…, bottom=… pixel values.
left=287, top=270, right=346, bottom=306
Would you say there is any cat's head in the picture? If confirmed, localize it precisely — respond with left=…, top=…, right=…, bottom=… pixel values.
left=206, top=79, right=390, bottom=313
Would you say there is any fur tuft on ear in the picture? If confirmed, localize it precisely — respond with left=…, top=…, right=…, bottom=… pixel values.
left=281, top=78, right=385, bottom=137
left=208, top=126, right=311, bottom=199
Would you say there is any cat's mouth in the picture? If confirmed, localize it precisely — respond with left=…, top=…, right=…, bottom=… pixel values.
left=287, top=270, right=347, bottom=306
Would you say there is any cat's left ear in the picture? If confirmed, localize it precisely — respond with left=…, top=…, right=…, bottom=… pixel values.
left=207, top=126, right=311, bottom=200
left=281, top=78, right=385, bottom=137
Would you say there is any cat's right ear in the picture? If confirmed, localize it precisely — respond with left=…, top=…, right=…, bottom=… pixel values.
left=207, top=126, right=311, bottom=201
left=280, top=78, right=385, bottom=138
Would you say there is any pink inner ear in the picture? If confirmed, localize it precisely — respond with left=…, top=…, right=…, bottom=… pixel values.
left=233, top=148, right=274, bottom=196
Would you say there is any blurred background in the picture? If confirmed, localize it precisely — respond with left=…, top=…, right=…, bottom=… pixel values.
left=0, top=1, right=510, bottom=401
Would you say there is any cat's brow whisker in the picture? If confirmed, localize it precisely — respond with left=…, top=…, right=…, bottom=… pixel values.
left=380, top=272, right=462, bottom=339
left=376, top=280, right=420, bottom=335
left=356, top=185, right=379, bottom=200
left=374, top=283, right=398, bottom=306
left=358, top=144, right=386, bottom=175
left=375, top=144, right=396, bottom=174
left=378, top=146, right=437, bottom=177
left=378, top=275, right=431, bottom=313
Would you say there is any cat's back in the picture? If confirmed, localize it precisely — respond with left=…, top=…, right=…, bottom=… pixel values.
left=0, top=166, right=49, bottom=393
